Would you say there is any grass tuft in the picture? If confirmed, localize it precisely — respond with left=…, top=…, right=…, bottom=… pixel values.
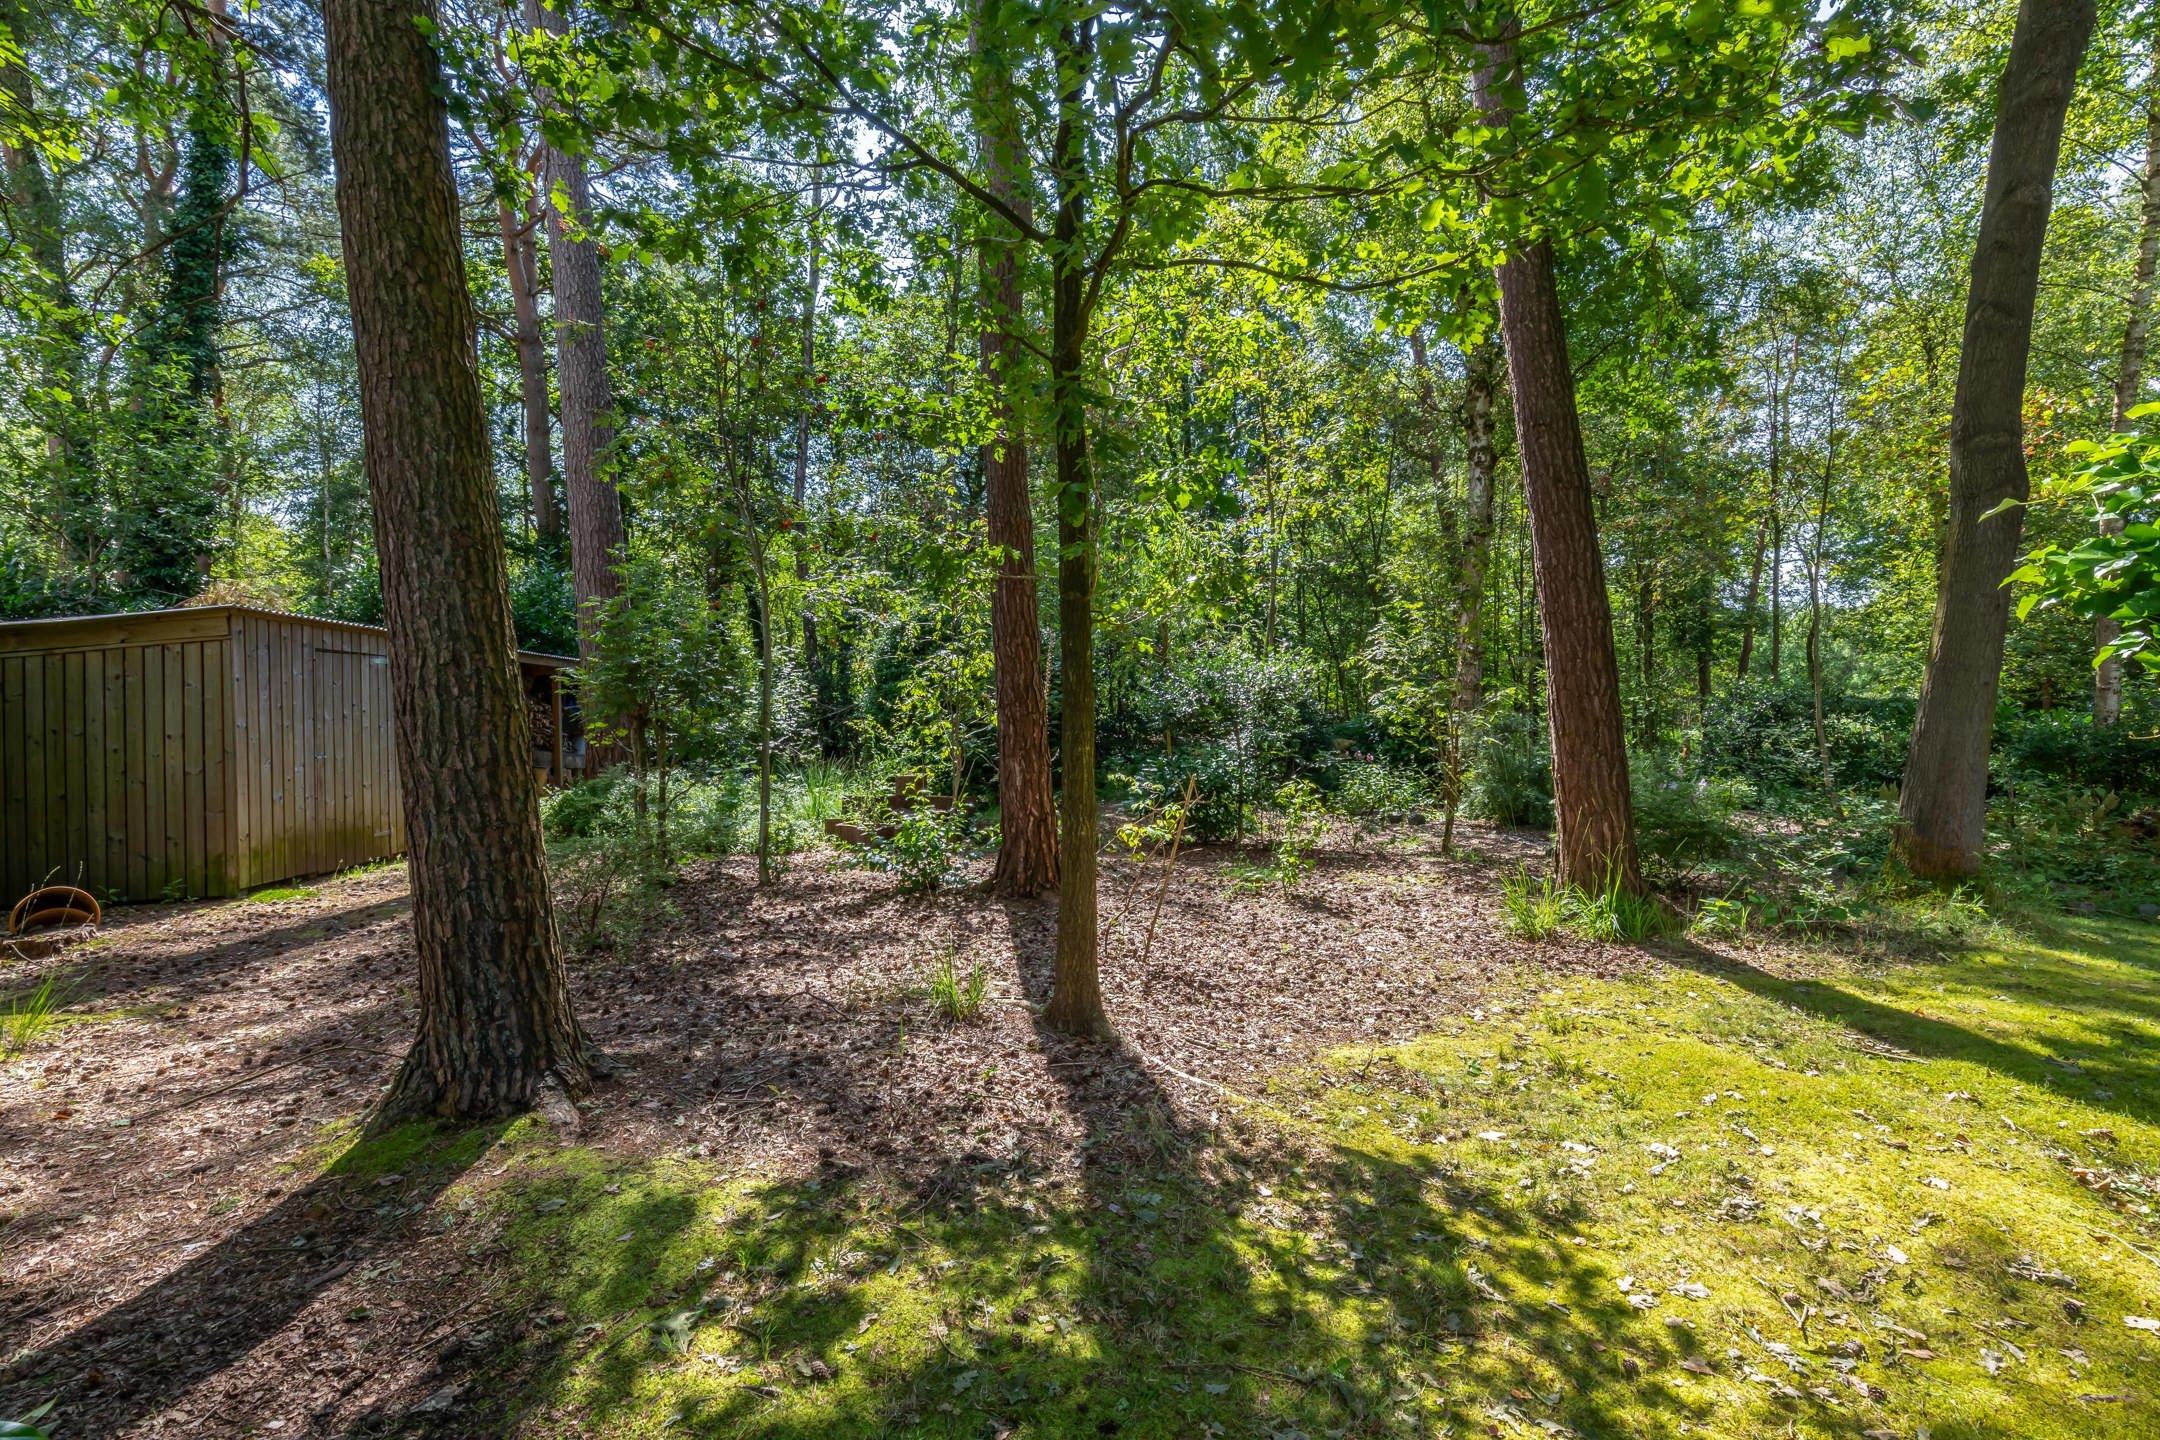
left=1, top=975, right=69, bottom=1060
left=925, top=946, right=988, bottom=1023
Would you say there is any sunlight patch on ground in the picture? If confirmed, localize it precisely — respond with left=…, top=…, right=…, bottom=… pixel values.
left=462, top=918, right=2159, bottom=1438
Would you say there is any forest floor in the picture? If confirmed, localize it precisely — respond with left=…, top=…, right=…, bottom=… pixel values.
left=1, top=822, right=2156, bottom=1439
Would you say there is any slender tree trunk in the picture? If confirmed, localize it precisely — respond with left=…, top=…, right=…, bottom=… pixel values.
left=1636, top=562, right=1657, bottom=748
left=1809, top=434, right=1838, bottom=796
left=793, top=169, right=825, bottom=733
left=323, top=0, right=594, bottom=1121
left=1042, top=16, right=1110, bottom=1039
left=498, top=195, right=558, bottom=539
left=1736, top=518, right=1767, bottom=679
left=2099, top=34, right=2160, bottom=726
left=1454, top=335, right=1502, bottom=713
left=1767, top=339, right=1790, bottom=683
left=528, top=0, right=625, bottom=685
left=1898, top=0, right=2097, bottom=878
left=973, top=7, right=1058, bottom=898
left=1474, top=36, right=1641, bottom=893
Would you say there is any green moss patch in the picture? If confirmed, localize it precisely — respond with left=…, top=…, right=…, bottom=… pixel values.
left=470, top=918, right=2159, bottom=1438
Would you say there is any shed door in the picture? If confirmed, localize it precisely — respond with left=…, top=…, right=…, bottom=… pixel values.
left=313, top=647, right=395, bottom=874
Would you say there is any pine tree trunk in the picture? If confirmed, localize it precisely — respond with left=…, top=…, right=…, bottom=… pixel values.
left=1454, top=335, right=1502, bottom=714
left=323, top=0, right=595, bottom=1122
left=2099, top=34, right=2160, bottom=726
left=973, top=9, right=1057, bottom=898
left=1042, top=16, right=1110, bottom=1038
left=498, top=196, right=558, bottom=540
left=1897, top=0, right=2097, bottom=878
left=528, top=0, right=624, bottom=679
left=1474, top=36, right=1641, bottom=893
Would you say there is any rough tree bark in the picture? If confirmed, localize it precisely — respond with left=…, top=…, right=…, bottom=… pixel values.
left=1897, top=0, right=2097, bottom=878
left=498, top=193, right=558, bottom=539
left=1474, top=36, right=1642, bottom=893
left=528, top=0, right=625, bottom=676
left=323, top=0, right=595, bottom=1121
left=973, top=7, right=1058, bottom=898
left=1042, top=15, right=1111, bottom=1038
left=2099, top=30, right=2160, bottom=727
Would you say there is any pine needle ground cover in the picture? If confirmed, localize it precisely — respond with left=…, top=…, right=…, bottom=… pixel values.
left=456, top=915, right=2160, bottom=1439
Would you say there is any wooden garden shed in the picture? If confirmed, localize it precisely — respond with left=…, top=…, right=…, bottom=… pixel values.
left=0, top=605, right=574, bottom=905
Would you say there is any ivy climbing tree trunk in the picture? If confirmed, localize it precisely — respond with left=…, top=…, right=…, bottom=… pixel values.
left=1475, top=35, right=1641, bottom=894
left=323, top=0, right=596, bottom=1121
left=1042, top=14, right=1110, bottom=1038
left=2099, top=27, right=2160, bottom=727
left=1897, top=0, right=2097, bottom=878
left=973, top=3, right=1058, bottom=899
left=528, top=0, right=625, bottom=689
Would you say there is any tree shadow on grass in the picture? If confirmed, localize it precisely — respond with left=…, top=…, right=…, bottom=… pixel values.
left=1660, top=933, right=2160, bottom=1128
left=0, top=1119, right=502, bottom=1436
left=434, top=901, right=1718, bottom=1439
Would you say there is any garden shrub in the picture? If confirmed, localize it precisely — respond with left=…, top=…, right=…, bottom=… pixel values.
left=1463, top=710, right=1553, bottom=828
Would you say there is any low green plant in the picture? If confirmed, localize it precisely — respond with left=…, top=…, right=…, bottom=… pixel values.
left=1499, top=867, right=1568, bottom=940
left=549, top=834, right=674, bottom=956
left=1225, top=779, right=1326, bottom=892
left=1500, top=868, right=1677, bottom=942
left=1568, top=869, right=1680, bottom=942
left=1, top=976, right=68, bottom=1060
left=0, top=1401, right=54, bottom=1439
left=246, top=885, right=317, bottom=904
left=925, top=947, right=988, bottom=1023
left=1329, top=757, right=1431, bottom=820
left=857, top=807, right=968, bottom=894
left=1463, top=710, right=1553, bottom=828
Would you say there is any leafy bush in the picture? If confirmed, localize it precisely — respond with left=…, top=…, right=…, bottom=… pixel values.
left=1631, top=765, right=1750, bottom=864
left=1329, top=757, right=1433, bottom=819
left=1225, top=780, right=1329, bottom=892
left=1994, top=710, right=2160, bottom=794
left=855, top=807, right=969, bottom=893
left=1109, top=647, right=1322, bottom=838
left=1117, top=744, right=1246, bottom=843
left=541, top=770, right=745, bottom=858
left=1463, top=711, right=1553, bottom=828
left=1699, top=683, right=1912, bottom=796
left=549, top=833, right=674, bottom=956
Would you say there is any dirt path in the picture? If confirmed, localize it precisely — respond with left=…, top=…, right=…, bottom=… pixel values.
left=0, top=822, right=1643, bottom=1437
